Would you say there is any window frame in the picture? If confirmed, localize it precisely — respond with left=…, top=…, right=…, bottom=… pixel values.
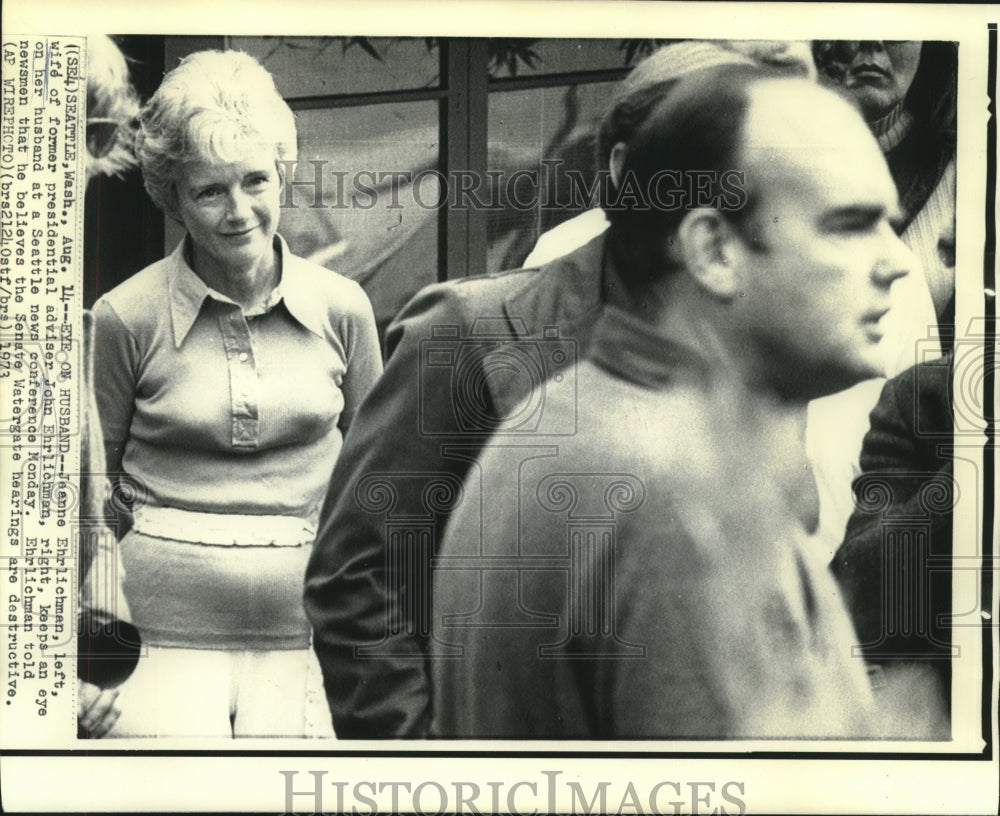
left=164, top=36, right=630, bottom=283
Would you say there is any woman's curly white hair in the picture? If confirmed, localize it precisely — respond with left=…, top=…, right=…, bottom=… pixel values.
left=135, top=49, right=298, bottom=220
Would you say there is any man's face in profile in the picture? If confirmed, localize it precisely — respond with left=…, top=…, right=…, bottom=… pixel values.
left=730, top=79, right=914, bottom=396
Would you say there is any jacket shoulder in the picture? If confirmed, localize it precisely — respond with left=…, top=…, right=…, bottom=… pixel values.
left=411, top=265, right=545, bottom=311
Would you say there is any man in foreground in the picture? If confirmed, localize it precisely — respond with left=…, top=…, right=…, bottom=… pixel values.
left=430, top=65, right=912, bottom=738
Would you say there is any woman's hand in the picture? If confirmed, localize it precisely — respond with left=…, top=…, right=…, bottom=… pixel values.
left=78, top=680, right=121, bottom=738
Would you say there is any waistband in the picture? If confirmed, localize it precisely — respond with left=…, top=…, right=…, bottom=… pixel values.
left=132, top=506, right=316, bottom=547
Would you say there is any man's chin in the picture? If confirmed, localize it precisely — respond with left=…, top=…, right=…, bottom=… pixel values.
left=836, top=360, right=886, bottom=391
left=803, top=357, right=886, bottom=401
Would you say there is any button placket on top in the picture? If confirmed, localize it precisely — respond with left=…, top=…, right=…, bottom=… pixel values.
left=219, top=307, right=261, bottom=448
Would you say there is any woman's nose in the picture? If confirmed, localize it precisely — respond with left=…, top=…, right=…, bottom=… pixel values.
left=857, top=41, right=886, bottom=56
left=226, top=189, right=253, bottom=221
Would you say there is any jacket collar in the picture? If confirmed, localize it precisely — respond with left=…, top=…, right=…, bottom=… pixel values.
left=502, top=232, right=611, bottom=338
left=168, top=234, right=325, bottom=347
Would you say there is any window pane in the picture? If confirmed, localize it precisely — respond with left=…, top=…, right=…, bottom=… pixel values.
left=486, top=82, right=616, bottom=272
left=280, top=102, right=440, bottom=340
left=487, top=38, right=637, bottom=79
left=232, top=36, right=440, bottom=98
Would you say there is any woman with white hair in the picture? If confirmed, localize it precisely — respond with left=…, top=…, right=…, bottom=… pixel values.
left=92, top=50, right=382, bottom=738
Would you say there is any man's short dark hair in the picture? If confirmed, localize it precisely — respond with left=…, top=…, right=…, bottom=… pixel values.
left=594, top=41, right=753, bottom=178
left=606, top=63, right=774, bottom=288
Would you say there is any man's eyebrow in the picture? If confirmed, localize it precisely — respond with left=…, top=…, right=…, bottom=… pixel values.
left=888, top=206, right=906, bottom=232
left=818, top=204, right=892, bottom=229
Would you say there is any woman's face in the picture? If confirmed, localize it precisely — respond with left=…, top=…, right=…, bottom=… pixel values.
left=830, top=41, right=923, bottom=120
left=175, top=142, right=283, bottom=277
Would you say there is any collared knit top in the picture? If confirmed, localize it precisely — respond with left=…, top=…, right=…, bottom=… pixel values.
left=91, top=235, right=382, bottom=649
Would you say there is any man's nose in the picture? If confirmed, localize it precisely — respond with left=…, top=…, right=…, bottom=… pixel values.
left=873, top=232, right=914, bottom=287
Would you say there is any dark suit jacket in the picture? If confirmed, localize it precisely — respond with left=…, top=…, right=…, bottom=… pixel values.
left=304, top=235, right=611, bottom=737
left=833, top=353, right=954, bottom=692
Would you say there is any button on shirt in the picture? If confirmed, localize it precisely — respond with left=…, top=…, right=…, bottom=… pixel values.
left=92, top=235, right=383, bottom=525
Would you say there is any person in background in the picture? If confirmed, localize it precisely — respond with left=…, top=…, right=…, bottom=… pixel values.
left=84, top=35, right=141, bottom=185
left=78, top=309, right=142, bottom=738
left=833, top=353, right=954, bottom=739
left=92, top=50, right=382, bottom=737
left=78, top=34, right=143, bottom=739
left=432, top=65, right=908, bottom=737
left=813, top=40, right=957, bottom=345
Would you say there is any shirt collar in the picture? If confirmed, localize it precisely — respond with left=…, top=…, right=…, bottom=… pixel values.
left=168, top=234, right=326, bottom=347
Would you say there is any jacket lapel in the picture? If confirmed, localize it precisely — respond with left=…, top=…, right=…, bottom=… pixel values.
left=491, top=234, right=608, bottom=419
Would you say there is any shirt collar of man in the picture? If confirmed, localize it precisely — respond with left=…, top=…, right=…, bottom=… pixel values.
left=167, top=234, right=327, bottom=347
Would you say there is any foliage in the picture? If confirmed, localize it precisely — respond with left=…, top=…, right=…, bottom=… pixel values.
left=256, top=35, right=664, bottom=73
left=618, top=38, right=681, bottom=66
left=486, top=39, right=542, bottom=77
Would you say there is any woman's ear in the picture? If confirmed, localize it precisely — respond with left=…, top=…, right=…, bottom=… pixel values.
left=673, top=209, right=741, bottom=300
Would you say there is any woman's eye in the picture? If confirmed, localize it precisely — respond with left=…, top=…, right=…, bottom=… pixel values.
left=196, top=187, right=222, bottom=201
left=246, top=175, right=270, bottom=189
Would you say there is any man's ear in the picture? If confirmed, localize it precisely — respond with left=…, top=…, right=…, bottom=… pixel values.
left=609, top=142, right=627, bottom=190
left=673, top=209, right=740, bottom=300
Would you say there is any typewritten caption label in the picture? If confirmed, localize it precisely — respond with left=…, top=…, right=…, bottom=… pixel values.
left=0, top=35, right=85, bottom=747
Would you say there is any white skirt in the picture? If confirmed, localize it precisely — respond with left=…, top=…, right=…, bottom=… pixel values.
left=105, top=643, right=335, bottom=739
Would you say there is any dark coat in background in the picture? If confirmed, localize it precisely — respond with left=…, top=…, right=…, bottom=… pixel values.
left=833, top=353, right=954, bottom=738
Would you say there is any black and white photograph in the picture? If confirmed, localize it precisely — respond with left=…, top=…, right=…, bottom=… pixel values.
left=0, top=1, right=996, bottom=813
